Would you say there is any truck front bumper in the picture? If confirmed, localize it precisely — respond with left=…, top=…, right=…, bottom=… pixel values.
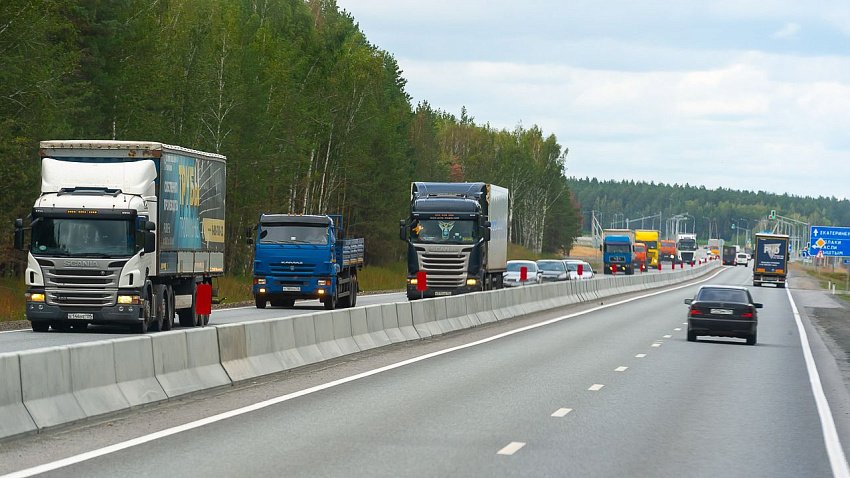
left=406, top=284, right=480, bottom=299
left=25, top=287, right=145, bottom=325
left=253, top=280, right=329, bottom=300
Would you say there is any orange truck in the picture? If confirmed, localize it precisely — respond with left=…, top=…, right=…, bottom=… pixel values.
left=633, top=242, right=648, bottom=271
left=659, top=239, right=677, bottom=263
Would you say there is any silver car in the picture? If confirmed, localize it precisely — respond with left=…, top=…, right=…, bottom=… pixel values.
left=564, top=259, right=594, bottom=280
left=536, top=259, right=569, bottom=282
left=503, top=260, right=542, bottom=287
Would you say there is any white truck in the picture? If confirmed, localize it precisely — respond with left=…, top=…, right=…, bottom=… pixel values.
left=14, top=141, right=226, bottom=333
left=676, top=233, right=698, bottom=264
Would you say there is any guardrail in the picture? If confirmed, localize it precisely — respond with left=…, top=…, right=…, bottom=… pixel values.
left=0, top=260, right=719, bottom=440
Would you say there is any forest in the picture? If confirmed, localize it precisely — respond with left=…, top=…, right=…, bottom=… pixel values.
left=0, top=0, right=580, bottom=275
left=570, top=177, right=850, bottom=242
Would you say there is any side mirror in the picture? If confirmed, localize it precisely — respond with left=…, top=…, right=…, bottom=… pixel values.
left=145, top=220, right=156, bottom=231
left=13, top=218, right=24, bottom=251
left=144, top=231, right=156, bottom=253
left=754, top=303, right=763, bottom=309
left=684, top=298, right=693, bottom=305
left=246, top=226, right=254, bottom=245
left=399, top=220, right=407, bottom=241
left=482, top=221, right=491, bottom=242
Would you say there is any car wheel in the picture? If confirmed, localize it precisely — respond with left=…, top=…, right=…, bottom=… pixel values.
left=687, top=329, right=697, bottom=342
left=255, top=296, right=267, bottom=309
left=746, top=331, right=757, bottom=346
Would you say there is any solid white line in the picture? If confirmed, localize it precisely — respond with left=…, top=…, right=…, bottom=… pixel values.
left=588, top=384, right=605, bottom=391
left=497, top=442, right=526, bottom=455
left=551, top=408, right=573, bottom=418
left=0, top=267, right=726, bottom=478
left=785, top=287, right=850, bottom=478
left=635, top=354, right=647, bottom=358
left=615, top=366, right=628, bottom=372
left=0, top=329, right=27, bottom=334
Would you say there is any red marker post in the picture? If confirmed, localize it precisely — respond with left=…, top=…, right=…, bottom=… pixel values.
left=577, top=263, right=584, bottom=278
left=416, top=270, right=427, bottom=299
left=520, top=266, right=528, bottom=285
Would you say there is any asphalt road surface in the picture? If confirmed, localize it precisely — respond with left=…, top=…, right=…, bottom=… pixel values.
left=4, top=264, right=846, bottom=477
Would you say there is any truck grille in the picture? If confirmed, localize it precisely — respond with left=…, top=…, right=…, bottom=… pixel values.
left=269, top=263, right=316, bottom=274
left=43, top=265, right=121, bottom=307
left=417, top=247, right=472, bottom=288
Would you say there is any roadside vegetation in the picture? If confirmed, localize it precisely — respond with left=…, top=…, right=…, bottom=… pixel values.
left=796, top=262, right=850, bottom=306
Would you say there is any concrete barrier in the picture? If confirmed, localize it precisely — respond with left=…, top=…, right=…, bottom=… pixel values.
left=0, top=353, right=37, bottom=439
left=364, top=305, right=393, bottom=347
left=153, top=328, right=231, bottom=398
left=411, top=298, right=442, bottom=338
left=394, top=302, right=421, bottom=340
left=294, top=314, right=325, bottom=365
left=379, top=303, right=406, bottom=344
left=442, top=295, right=474, bottom=332
left=469, top=291, right=497, bottom=324
left=270, top=317, right=307, bottom=370
left=111, top=336, right=167, bottom=407
left=331, top=309, right=361, bottom=355
left=19, top=346, right=86, bottom=429
left=69, top=340, right=130, bottom=418
left=314, top=311, right=345, bottom=359
left=217, top=321, right=288, bottom=383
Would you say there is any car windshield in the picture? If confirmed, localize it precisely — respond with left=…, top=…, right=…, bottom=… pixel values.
left=537, top=261, right=565, bottom=272
left=409, top=219, right=476, bottom=244
left=260, top=224, right=328, bottom=244
left=30, top=217, right=135, bottom=257
left=565, top=262, right=579, bottom=271
left=696, top=288, right=749, bottom=303
left=506, top=262, right=535, bottom=272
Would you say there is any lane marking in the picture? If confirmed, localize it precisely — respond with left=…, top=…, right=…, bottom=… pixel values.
left=588, top=384, right=605, bottom=391
left=682, top=322, right=688, bottom=325
left=551, top=408, right=573, bottom=418
left=0, top=329, right=27, bottom=334
left=663, top=335, right=672, bottom=338
left=0, top=267, right=725, bottom=478
left=786, top=288, right=850, bottom=478
left=651, top=343, right=662, bottom=348
left=674, top=328, right=682, bottom=331
left=614, top=366, right=628, bottom=372
left=635, top=354, right=647, bottom=358
left=497, top=442, right=526, bottom=455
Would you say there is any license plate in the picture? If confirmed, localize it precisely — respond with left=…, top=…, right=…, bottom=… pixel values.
left=434, top=291, right=452, bottom=296
left=67, top=313, right=93, bottom=320
left=710, top=309, right=733, bottom=315
left=282, top=286, right=300, bottom=292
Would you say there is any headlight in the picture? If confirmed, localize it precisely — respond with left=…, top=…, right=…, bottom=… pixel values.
left=466, top=278, right=478, bottom=286
left=117, top=295, right=140, bottom=305
left=26, top=292, right=45, bottom=303
left=317, top=289, right=325, bottom=295
left=409, top=278, right=419, bottom=285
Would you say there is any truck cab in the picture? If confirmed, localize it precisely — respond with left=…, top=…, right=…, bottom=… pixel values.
left=603, top=235, right=634, bottom=275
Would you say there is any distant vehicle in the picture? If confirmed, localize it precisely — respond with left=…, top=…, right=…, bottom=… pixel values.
left=753, top=233, right=789, bottom=288
left=602, top=228, right=635, bottom=274
left=676, top=233, right=698, bottom=264
left=659, top=239, right=677, bottom=263
left=503, top=260, right=542, bottom=287
left=735, top=252, right=749, bottom=266
left=633, top=242, right=648, bottom=271
left=635, top=229, right=660, bottom=266
left=707, top=238, right=724, bottom=258
left=684, top=285, right=762, bottom=345
left=565, top=260, right=594, bottom=280
left=722, top=245, right=737, bottom=265
left=536, top=260, right=569, bottom=282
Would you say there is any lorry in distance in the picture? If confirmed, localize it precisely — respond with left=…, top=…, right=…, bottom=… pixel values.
left=722, top=245, right=737, bottom=265
left=707, top=238, right=724, bottom=258
left=659, top=239, right=677, bottom=263
left=400, top=182, right=509, bottom=299
left=14, top=140, right=226, bottom=333
left=634, top=229, right=660, bottom=267
left=676, top=233, right=698, bottom=264
left=249, top=214, right=363, bottom=310
left=753, top=233, right=789, bottom=288
left=634, top=242, right=648, bottom=271
left=602, top=228, right=635, bottom=275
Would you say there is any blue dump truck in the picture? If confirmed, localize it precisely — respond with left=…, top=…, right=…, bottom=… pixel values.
left=400, top=182, right=510, bottom=300
left=249, top=214, right=364, bottom=309
left=752, top=232, right=789, bottom=288
left=602, top=228, right=635, bottom=275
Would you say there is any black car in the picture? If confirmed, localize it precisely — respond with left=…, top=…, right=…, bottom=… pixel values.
left=684, top=285, right=762, bottom=345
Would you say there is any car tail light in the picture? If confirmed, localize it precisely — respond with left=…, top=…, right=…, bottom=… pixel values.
left=741, top=310, right=754, bottom=319
left=689, top=309, right=701, bottom=317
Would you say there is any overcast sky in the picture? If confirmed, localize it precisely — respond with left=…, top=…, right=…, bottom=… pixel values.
left=336, top=0, right=850, bottom=199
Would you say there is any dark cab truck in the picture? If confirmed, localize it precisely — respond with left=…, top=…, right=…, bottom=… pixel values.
left=249, top=214, right=364, bottom=309
left=722, top=245, right=737, bottom=265
left=753, top=233, right=789, bottom=287
left=400, top=182, right=510, bottom=300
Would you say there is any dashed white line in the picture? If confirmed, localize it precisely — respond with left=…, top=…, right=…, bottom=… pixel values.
left=674, top=328, right=682, bottom=331
left=551, top=408, right=573, bottom=418
left=663, top=335, right=672, bottom=338
left=588, top=384, right=605, bottom=391
left=497, top=442, right=526, bottom=455
left=651, top=343, right=662, bottom=348
left=682, top=322, right=688, bottom=325
left=615, top=366, right=628, bottom=372
left=635, top=354, right=647, bottom=358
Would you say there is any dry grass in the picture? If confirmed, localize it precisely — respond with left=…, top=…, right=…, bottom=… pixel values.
left=358, top=262, right=407, bottom=292
left=0, top=277, right=26, bottom=322
left=215, top=275, right=253, bottom=304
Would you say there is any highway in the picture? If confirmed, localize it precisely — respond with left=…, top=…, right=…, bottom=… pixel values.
left=2, top=264, right=846, bottom=477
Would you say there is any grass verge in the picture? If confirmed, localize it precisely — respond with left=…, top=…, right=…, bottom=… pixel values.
left=0, top=277, right=26, bottom=322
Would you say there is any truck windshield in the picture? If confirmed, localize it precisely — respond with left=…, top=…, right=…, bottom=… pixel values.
left=641, top=241, right=658, bottom=249
left=410, top=219, right=476, bottom=244
left=30, top=217, right=135, bottom=257
left=259, top=224, right=328, bottom=245
left=678, top=239, right=697, bottom=251
left=604, top=244, right=631, bottom=253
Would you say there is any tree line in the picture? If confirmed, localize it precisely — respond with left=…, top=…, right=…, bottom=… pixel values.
left=570, top=177, right=850, bottom=242
left=0, top=0, right=580, bottom=275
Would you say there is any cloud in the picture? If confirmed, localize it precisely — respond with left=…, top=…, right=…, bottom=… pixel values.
left=772, top=22, right=801, bottom=39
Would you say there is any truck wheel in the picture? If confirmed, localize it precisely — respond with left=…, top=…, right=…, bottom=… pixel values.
left=324, top=292, right=338, bottom=310
left=161, top=287, right=174, bottom=331
left=31, top=321, right=49, bottom=332
left=135, top=293, right=152, bottom=334
left=178, top=282, right=201, bottom=327
left=349, top=276, right=358, bottom=308
left=151, top=285, right=166, bottom=332
left=255, top=296, right=267, bottom=309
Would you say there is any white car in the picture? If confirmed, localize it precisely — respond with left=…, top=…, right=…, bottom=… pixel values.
left=564, top=259, right=594, bottom=280
left=735, top=252, right=749, bottom=266
left=503, top=260, right=542, bottom=287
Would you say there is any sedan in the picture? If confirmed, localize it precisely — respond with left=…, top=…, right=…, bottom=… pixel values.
left=564, top=259, right=594, bottom=280
left=503, top=260, right=542, bottom=287
left=536, top=259, right=569, bottom=282
left=684, top=285, right=762, bottom=345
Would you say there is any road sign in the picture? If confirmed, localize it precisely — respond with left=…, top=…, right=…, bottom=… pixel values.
left=844, top=259, right=850, bottom=265
left=810, top=226, right=850, bottom=257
